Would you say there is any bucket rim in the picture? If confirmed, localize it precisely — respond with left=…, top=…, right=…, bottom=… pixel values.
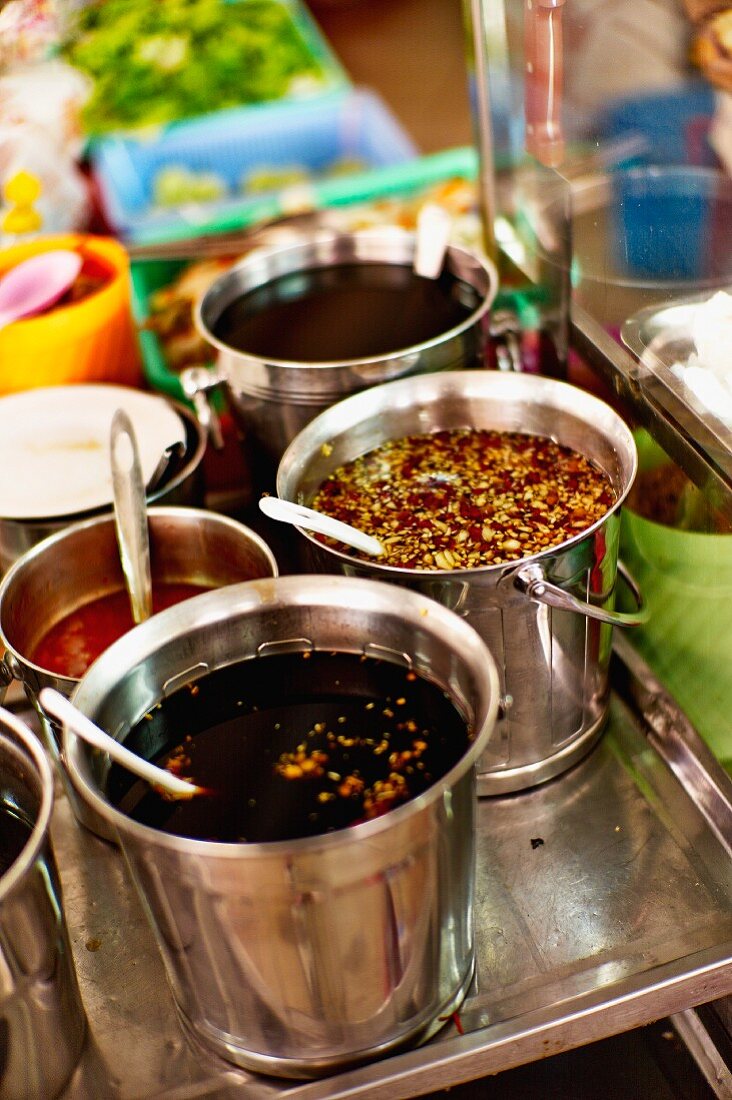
left=64, top=574, right=500, bottom=858
left=0, top=708, right=54, bottom=903
left=194, top=227, right=499, bottom=372
left=276, top=369, right=638, bottom=577
left=0, top=506, right=279, bottom=689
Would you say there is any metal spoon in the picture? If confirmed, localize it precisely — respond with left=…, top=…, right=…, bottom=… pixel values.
left=110, top=409, right=153, bottom=624
left=39, top=688, right=206, bottom=799
left=258, top=496, right=385, bottom=557
left=413, top=202, right=453, bottom=280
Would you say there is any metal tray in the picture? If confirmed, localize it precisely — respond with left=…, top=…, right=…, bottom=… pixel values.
left=621, top=291, right=732, bottom=466
left=52, top=635, right=732, bottom=1099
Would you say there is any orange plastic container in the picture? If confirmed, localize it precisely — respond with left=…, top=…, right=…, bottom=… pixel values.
left=0, top=234, right=142, bottom=394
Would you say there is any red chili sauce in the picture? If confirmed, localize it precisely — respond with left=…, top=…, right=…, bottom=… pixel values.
left=31, top=583, right=209, bottom=679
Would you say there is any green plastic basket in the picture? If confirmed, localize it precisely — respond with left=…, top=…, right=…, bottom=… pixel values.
left=620, top=430, right=732, bottom=771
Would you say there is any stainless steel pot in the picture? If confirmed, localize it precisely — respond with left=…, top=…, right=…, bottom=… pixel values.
left=275, top=370, right=646, bottom=795
left=187, top=228, right=498, bottom=471
left=0, top=707, right=86, bottom=1099
left=0, top=400, right=206, bottom=575
left=62, top=575, right=499, bottom=1078
left=0, top=506, right=278, bottom=837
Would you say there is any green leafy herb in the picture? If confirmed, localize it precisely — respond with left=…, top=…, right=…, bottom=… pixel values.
left=62, top=0, right=330, bottom=133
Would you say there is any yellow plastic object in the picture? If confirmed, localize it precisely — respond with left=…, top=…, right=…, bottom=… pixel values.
left=0, top=234, right=142, bottom=394
left=1, top=171, right=43, bottom=235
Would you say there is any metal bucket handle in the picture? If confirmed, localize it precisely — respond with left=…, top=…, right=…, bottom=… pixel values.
left=514, top=560, right=648, bottom=627
left=0, top=646, right=46, bottom=708
left=0, top=653, right=12, bottom=705
left=180, top=366, right=225, bottom=450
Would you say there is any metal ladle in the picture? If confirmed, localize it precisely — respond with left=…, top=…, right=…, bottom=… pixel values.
left=258, top=496, right=385, bottom=557
left=39, top=688, right=205, bottom=799
left=110, top=409, right=153, bottom=624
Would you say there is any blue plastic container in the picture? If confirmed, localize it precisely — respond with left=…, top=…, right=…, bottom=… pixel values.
left=609, top=165, right=732, bottom=283
left=599, top=82, right=715, bottom=168
left=92, top=89, right=418, bottom=240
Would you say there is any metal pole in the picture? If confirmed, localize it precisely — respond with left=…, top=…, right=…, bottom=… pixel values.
left=466, top=0, right=498, bottom=261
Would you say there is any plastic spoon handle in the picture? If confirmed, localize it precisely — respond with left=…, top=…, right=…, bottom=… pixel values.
left=111, top=409, right=153, bottom=624
left=39, top=688, right=205, bottom=798
left=258, top=496, right=385, bottom=557
left=413, top=202, right=453, bottom=279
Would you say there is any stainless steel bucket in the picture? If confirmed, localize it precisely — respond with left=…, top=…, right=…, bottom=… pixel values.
left=275, top=370, right=645, bottom=795
left=62, top=575, right=499, bottom=1078
left=0, top=707, right=86, bottom=1099
left=0, top=506, right=278, bottom=838
left=0, top=401, right=206, bottom=575
left=188, top=228, right=499, bottom=471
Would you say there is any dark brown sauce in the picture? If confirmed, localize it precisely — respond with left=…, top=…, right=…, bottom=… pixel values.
left=31, top=583, right=210, bottom=679
left=212, top=262, right=476, bottom=361
left=109, top=650, right=471, bottom=843
left=0, top=803, right=33, bottom=876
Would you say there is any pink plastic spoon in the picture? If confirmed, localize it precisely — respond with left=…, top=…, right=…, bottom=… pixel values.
left=0, top=249, right=83, bottom=331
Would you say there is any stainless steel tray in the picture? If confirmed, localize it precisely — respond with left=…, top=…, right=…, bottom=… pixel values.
left=54, top=635, right=732, bottom=1099
left=620, top=291, right=732, bottom=466
left=571, top=303, right=732, bottom=513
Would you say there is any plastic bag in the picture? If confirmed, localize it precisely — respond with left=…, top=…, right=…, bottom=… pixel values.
left=0, top=60, right=91, bottom=234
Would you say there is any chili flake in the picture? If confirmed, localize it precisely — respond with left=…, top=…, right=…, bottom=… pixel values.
left=310, top=428, right=616, bottom=569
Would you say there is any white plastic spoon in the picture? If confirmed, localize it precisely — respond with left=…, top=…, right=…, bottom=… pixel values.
left=40, top=688, right=206, bottom=799
left=0, top=250, right=83, bottom=331
left=258, top=496, right=385, bottom=557
left=413, top=202, right=453, bottom=280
